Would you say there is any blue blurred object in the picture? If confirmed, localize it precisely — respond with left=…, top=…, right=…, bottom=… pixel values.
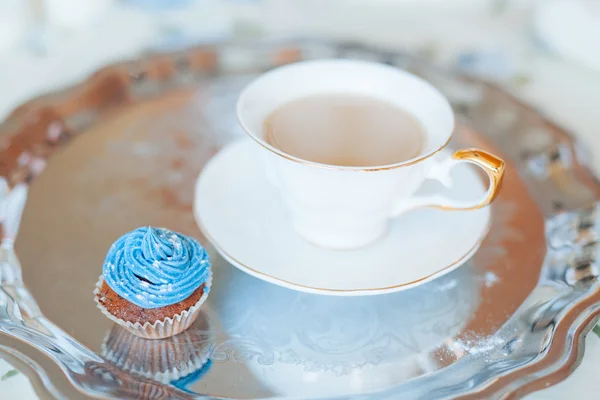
left=124, top=0, right=194, bottom=11
left=455, top=50, right=517, bottom=80
left=124, top=0, right=259, bottom=11
left=125, top=0, right=234, bottom=52
left=151, top=24, right=228, bottom=51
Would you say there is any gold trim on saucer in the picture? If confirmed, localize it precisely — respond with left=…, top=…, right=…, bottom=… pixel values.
left=199, top=220, right=490, bottom=294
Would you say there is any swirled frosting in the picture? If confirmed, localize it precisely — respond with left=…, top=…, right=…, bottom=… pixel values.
left=102, top=227, right=211, bottom=309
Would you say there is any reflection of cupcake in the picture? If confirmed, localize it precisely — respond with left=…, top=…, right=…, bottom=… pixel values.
left=94, top=226, right=212, bottom=339
left=101, top=312, right=214, bottom=383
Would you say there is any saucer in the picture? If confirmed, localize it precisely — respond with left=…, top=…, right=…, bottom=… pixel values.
left=194, top=139, right=491, bottom=296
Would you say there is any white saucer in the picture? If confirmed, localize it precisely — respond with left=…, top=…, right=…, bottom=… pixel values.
left=194, top=139, right=491, bottom=296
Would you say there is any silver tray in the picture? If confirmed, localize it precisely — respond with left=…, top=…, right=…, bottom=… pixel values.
left=0, top=39, right=599, bottom=399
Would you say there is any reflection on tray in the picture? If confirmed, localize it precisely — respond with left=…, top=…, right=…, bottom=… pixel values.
left=207, top=253, right=482, bottom=398
left=100, top=312, right=214, bottom=385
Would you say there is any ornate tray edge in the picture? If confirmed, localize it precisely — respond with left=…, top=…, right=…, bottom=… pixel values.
left=0, top=39, right=598, bottom=399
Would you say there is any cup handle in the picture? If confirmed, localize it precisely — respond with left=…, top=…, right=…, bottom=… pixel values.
left=392, top=148, right=506, bottom=216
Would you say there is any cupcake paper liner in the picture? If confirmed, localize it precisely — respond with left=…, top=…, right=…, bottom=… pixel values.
left=93, top=270, right=212, bottom=340
left=100, top=315, right=214, bottom=383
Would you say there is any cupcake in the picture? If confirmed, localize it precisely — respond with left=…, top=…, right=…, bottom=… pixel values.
left=94, top=226, right=212, bottom=339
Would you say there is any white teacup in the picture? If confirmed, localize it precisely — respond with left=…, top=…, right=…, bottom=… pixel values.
left=237, top=59, right=505, bottom=250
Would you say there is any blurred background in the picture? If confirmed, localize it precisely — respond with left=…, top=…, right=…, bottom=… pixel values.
left=1, top=0, right=600, bottom=399
left=1, top=0, right=599, bottom=167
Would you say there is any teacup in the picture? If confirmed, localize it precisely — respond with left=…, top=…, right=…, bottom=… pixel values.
left=237, top=59, right=505, bottom=250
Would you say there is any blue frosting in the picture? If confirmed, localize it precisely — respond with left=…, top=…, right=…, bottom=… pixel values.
left=102, top=227, right=211, bottom=309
